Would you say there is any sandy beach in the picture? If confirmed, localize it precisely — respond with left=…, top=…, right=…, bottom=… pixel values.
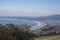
left=30, top=21, right=47, bottom=30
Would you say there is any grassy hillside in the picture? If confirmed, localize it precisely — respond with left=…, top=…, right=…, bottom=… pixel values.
left=34, top=35, right=60, bottom=40
left=0, top=23, right=60, bottom=40
left=33, top=24, right=60, bottom=40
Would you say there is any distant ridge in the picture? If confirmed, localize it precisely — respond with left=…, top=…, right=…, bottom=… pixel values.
left=23, top=15, right=60, bottom=21
left=18, top=15, right=60, bottom=21
left=0, top=15, right=60, bottom=20
left=45, top=15, right=60, bottom=20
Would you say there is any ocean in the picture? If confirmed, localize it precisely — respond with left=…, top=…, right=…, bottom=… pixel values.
left=0, top=18, right=38, bottom=27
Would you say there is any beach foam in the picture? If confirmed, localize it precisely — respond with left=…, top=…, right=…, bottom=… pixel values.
left=31, top=21, right=47, bottom=30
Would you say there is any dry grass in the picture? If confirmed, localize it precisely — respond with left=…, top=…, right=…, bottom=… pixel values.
left=34, top=35, right=60, bottom=40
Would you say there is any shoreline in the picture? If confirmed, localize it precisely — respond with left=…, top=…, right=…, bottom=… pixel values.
left=30, top=21, right=47, bottom=30
left=16, top=19, right=47, bottom=30
left=0, top=18, right=47, bottom=30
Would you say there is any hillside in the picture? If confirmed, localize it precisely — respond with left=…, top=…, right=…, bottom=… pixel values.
left=31, top=15, right=60, bottom=21
left=34, top=35, right=60, bottom=40
left=0, top=15, right=60, bottom=21
left=33, top=25, right=60, bottom=40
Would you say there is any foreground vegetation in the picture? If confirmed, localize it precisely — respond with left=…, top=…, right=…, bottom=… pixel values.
left=33, top=24, right=60, bottom=36
left=0, top=23, right=60, bottom=40
left=33, top=24, right=60, bottom=40
left=0, top=23, right=34, bottom=40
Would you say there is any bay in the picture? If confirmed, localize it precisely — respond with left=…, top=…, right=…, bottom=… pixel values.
left=0, top=18, right=38, bottom=27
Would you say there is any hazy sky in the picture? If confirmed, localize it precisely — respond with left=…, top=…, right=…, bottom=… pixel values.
left=0, top=0, right=60, bottom=17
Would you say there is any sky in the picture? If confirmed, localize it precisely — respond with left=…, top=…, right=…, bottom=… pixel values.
left=0, top=0, right=60, bottom=17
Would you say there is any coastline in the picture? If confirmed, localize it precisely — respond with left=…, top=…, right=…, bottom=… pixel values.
left=21, top=19, right=47, bottom=30
left=0, top=18, right=47, bottom=30
left=30, top=21, right=47, bottom=30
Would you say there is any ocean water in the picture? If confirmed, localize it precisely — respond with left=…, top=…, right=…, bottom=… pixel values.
left=0, top=18, right=38, bottom=27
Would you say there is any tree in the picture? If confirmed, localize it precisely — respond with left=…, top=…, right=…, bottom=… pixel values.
left=18, top=24, right=31, bottom=32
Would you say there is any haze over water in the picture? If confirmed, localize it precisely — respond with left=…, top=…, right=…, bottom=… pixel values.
left=0, top=0, right=60, bottom=17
